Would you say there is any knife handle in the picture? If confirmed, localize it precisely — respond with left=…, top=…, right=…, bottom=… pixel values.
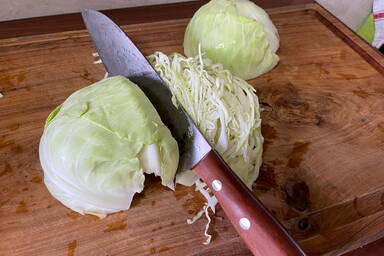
left=193, top=150, right=306, bottom=256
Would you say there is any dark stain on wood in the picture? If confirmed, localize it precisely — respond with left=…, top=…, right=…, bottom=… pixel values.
left=15, top=200, right=28, bottom=213
left=315, top=114, right=325, bottom=127
left=47, top=205, right=52, bottom=208
left=67, top=240, right=77, bottom=256
left=80, top=69, right=98, bottom=84
left=174, top=188, right=190, bottom=200
left=353, top=198, right=365, bottom=217
left=174, top=185, right=206, bottom=215
left=0, top=161, right=12, bottom=177
left=151, top=200, right=156, bottom=206
left=352, top=89, right=369, bottom=99
left=67, top=212, right=82, bottom=220
left=17, top=72, right=26, bottom=83
left=159, top=247, right=170, bottom=253
left=261, top=123, right=277, bottom=146
left=381, top=193, right=384, bottom=207
left=150, top=248, right=156, bottom=254
left=93, top=56, right=100, bottom=62
left=0, top=139, right=23, bottom=154
left=260, top=102, right=273, bottom=112
left=284, top=180, right=310, bottom=211
left=291, top=100, right=310, bottom=111
left=297, top=217, right=311, bottom=231
left=182, top=195, right=206, bottom=216
left=22, top=187, right=29, bottom=191
left=285, top=208, right=300, bottom=219
left=30, top=176, right=42, bottom=184
left=85, top=214, right=99, bottom=221
left=104, top=216, right=128, bottom=232
left=0, top=74, right=15, bottom=88
left=130, top=190, right=146, bottom=208
left=255, top=164, right=278, bottom=191
left=149, top=238, right=154, bottom=243
left=0, top=199, right=10, bottom=208
left=269, top=158, right=285, bottom=166
left=377, top=123, right=384, bottom=133
left=337, top=72, right=357, bottom=80
left=151, top=226, right=162, bottom=232
left=287, top=142, right=310, bottom=168
left=12, top=144, right=22, bottom=154
left=314, top=63, right=330, bottom=75
left=9, top=123, right=20, bottom=131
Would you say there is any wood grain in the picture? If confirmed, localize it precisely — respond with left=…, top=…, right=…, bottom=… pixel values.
left=1, top=3, right=384, bottom=256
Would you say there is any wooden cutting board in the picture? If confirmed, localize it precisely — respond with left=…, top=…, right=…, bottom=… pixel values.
left=1, top=4, right=384, bottom=256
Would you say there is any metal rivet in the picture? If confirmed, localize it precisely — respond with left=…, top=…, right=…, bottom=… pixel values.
left=212, top=180, right=222, bottom=191
left=239, top=217, right=251, bottom=230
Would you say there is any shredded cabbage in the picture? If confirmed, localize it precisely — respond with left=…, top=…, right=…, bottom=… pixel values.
left=148, top=51, right=263, bottom=188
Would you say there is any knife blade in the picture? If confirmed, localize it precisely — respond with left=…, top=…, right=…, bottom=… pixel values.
left=82, top=9, right=306, bottom=256
left=81, top=9, right=210, bottom=173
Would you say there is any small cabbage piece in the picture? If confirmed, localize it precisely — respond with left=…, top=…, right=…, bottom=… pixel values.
left=148, top=52, right=263, bottom=189
left=183, top=0, right=279, bottom=80
left=39, top=76, right=179, bottom=218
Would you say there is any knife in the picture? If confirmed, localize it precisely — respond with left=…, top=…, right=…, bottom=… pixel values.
left=82, top=9, right=306, bottom=256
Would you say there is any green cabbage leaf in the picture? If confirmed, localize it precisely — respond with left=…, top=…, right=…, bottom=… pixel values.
left=39, top=76, right=179, bottom=218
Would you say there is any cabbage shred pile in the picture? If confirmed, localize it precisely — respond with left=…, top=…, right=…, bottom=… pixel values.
left=148, top=51, right=263, bottom=188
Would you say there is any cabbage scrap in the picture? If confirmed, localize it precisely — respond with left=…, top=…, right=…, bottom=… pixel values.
left=39, top=76, right=179, bottom=218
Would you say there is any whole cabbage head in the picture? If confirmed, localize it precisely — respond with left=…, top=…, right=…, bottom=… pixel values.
left=183, top=0, right=279, bottom=80
left=39, top=76, right=179, bottom=218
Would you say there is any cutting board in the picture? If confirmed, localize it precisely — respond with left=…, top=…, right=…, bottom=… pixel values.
left=1, top=4, right=384, bottom=256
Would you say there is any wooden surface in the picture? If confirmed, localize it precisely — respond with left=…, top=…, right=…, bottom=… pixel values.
left=1, top=3, right=384, bottom=256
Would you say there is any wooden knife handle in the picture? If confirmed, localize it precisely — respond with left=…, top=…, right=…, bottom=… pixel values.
left=193, top=150, right=306, bottom=256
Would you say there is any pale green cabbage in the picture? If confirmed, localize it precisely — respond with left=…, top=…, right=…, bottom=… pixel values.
left=39, top=76, right=179, bottom=218
left=183, top=0, right=279, bottom=80
left=148, top=52, right=263, bottom=189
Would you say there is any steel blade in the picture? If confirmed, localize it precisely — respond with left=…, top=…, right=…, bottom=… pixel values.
left=82, top=9, right=211, bottom=172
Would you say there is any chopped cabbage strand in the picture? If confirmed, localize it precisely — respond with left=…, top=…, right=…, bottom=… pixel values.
left=202, top=204, right=212, bottom=245
left=187, top=203, right=212, bottom=245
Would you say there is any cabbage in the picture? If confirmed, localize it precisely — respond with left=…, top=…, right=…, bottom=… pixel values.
left=39, top=76, right=179, bottom=218
left=183, top=0, right=279, bottom=80
left=148, top=51, right=263, bottom=189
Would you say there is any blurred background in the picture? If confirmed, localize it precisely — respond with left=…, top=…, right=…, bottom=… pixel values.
left=0, top=0, right=374, bottom=32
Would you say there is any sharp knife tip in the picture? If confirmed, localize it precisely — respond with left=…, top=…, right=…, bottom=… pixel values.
left=81, top=9, right=99, bottom=20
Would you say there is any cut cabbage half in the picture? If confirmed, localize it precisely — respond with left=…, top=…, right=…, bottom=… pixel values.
left=39, top=76, right=179, bottom=218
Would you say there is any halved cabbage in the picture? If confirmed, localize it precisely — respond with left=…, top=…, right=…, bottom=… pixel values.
left=183, top=0, right=279, bottom=80
left=39, top=76, right=179, bottom=218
